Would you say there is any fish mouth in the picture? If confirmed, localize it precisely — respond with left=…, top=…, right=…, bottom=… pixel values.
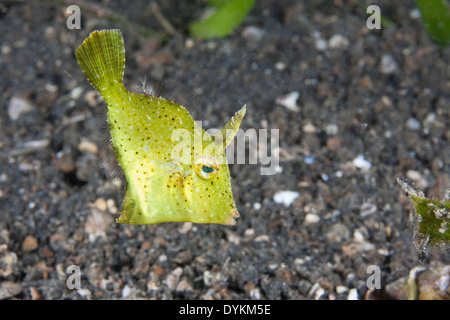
left=226, top=209, right=240, bottom=226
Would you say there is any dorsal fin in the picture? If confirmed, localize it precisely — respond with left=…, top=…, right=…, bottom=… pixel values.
left=215, top=105, right=246, bottom=149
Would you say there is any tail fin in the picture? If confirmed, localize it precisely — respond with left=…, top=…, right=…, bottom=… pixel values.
left=75, top=29, right=125, bottom=93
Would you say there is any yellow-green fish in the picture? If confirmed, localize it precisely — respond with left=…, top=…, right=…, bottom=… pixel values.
left=75, top=29, right=245, bottom=225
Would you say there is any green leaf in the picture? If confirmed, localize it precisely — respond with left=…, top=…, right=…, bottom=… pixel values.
left=416, top=0, right=450, bottom=45
left=189, top=0, right=256, bottom=39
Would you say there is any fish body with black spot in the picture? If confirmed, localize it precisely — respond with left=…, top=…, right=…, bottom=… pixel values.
left=76, top=29, right=245, bottom=225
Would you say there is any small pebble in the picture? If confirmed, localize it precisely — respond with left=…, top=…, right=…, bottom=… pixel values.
left=424, top=113, right=436, bottom=125
left=242, top=26, right=265, bottom=40
left=78, top=139, right=99, bottom=155
left=405, top=170, right=422, bottom=181
left=342, top=241, right=375, bottom=257
left=381, top=96, right=392, bottom=107
left=377, top=248, right=391, bottom=256
left=0, top=173, right=7, bottom=183
left=406, top=118, right=421, bottom=131
left=8, top=95, right=35, bottom=120
left=8, top=139, right=51, bottom=157
left=315, top=38, right=328, bottom=51
left=244, top=228, right=255, bottom=237
left=122, top=285, right=132, bottom=298
left=227, top=232, right=241, bottom=245
left=326, top=137, right=342, bottom=149
left=304, top=155, right=315, bottom=165
left=328, top=34, right=349, bottom=49
left=347, top=288, right=359, bottom=300
left=409, top=8, right=421, bottom=19
left=206, top=41, right=218, bottom=50
left=253, top=234, right=270, bottom=242
left=185, top=38, right=194, bottom=49
left=84, top=90, right=101, bottom=107
left=0, top=281, right=23, bottom=300
left=353, top=229, right=365, bottom=242
left=253, top=202, right=261, bottom=210
left=106, top=199, right=118, bottom=214
left=309, top=283, right=325, bottom=299
left=276, top=91, right=300, bottom=112
left=166, top=267, right=183, bottom=290
left=203, top=271, right=221, bottom=287
left=325, top=223, right=350, bottom=242
left=45, top=83, right=58, bottom=93
left=336, top=285, right=348, bottom=294
left=85, top=209, right=113, bottom=242
left=250, top=288, right=261, bottom=300
left=1, top=44, right=11, bottom=55
left=22, top=139, right=50, bottom=150
left=22, top=235, right=39, bottom=252
left=313, top=31, right=327, bottom=51
left=0, top=252, right=18, bottom=278
left=302, top=122, right=317, bottom=133
left=353, top=155, right=372, bottom=170
left=325, top=124, right=339, bottom=135
left=147, top=278, right=160, bottom=292
left=304, top=213, right=320, bottom=225
left=273, top=191, right=300, bottom=207
left=92, top=198, right=107, bottom=212
left=77, top=288, right=92, bottom=299
left=176, top=279, right=194, bottom=293
left=70, top=87, right=83, bottom=100
left=179, top=222, right=193, bottom=234
left=406, top=170, right=428, bottom=190
left=55, top=151, right=76, bottom=173
left=359, top=202, right=377, bottom=217
left=274, top=61, right=286, bottom=71
left=28, top=286, right=42, bottom=300
left=380, top=54, right=398, bottom=74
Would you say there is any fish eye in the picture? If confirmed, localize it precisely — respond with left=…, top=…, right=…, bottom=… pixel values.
left=202, top=165, right=213, bottom=173
left=195, top=156, right=219, bottom=180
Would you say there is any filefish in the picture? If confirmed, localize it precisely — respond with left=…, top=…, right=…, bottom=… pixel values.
left=75, top=29, right=245, bottom=225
